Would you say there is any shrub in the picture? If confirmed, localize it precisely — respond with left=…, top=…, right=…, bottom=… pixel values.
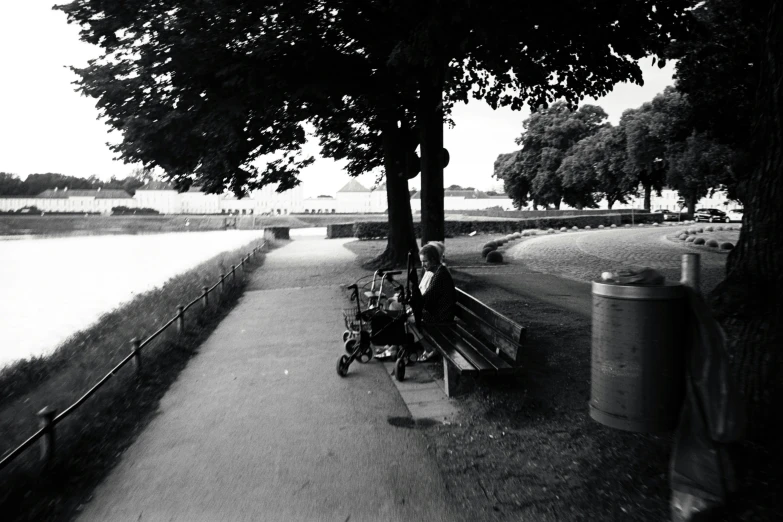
left=486, top=250, right=503, bottom=263
left=716, top=226, right=724, bottom=231
left=705, top=226, right=714, bottom=232
left=111, top=206, right=159, bottom=215
left=571, top=226, right=578, bottom=230
left=637, top=223, right=644, bottom=227
left=686, top=236, right=696, bottom=242
left=653, top=223, right=659, bottom=227
left=598, top=225, right=604, bottom=229
left=678, top=234, right=688, bottom=240
left=326, top=223, right=354, bottom=238
left=707, top=239, right=719, bottom=248
left=610, top=224, right=616, bottom=228
left=585, top=225, right=591, bottom=230
left=483, top=241, right=498, bottom=249
left=481, top=246, right=495, bottom=258
left=559, top=227, right=568, bottom=232
left=693, top=237, right=706, bottom=245
left=264, top=226, right=290, bottom=239
left=720, top=242, right=734, bottom=250
left=698, top=227, right=704, bottom=233
left=624, top=224, right=631, bottom=228
left=547, top=228, right=555, bottom=234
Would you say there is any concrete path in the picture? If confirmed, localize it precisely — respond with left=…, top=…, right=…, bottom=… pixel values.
left=78, top=236, right=462, bottom=522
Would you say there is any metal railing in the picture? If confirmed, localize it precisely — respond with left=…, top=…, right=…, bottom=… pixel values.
left=0, top=242, right=266, bottom=471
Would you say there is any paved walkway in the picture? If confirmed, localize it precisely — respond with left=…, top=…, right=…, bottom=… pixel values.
left=78, top=236, right=462, bottom=522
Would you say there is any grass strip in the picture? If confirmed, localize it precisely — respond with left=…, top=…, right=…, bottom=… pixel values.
left=0, top=237, right=274, bottom=521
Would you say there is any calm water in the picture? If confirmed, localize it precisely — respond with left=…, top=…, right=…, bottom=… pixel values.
left=0, top=230, right=268, bottom=369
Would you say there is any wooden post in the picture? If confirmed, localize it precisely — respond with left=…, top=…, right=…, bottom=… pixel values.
left=680, top=253, right=701, bottom=293
left=177, top=305, right=185, bottom=334
left=443, top=359, right=458, bottom=398
left=202, top=286, right=209, bottom=311
left=130, top=338, right=142, bottom=375
left=38, top=406, right=56, bottom=465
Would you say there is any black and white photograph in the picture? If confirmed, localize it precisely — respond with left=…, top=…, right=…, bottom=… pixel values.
left=1, top=1, right=780, bottom=521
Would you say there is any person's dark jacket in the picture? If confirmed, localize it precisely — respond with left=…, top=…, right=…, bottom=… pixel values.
left=421, top=265, right=456, bottom=324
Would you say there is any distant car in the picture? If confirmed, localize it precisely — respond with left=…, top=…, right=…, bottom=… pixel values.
left=694, top=208, right=729, bottom=223
left=653, top=209, right=680, bottom=221
left=726, top=208, right=744, bottom=222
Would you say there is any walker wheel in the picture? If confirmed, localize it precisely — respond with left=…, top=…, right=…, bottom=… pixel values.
left=344, top=339, right=357, bottom=354
left=395, top=358, right=406, bottom=381
left=336, top=355, right=349, bottom=377
left=357, top=345, right=373, bottom=364
left=342, top=330, right=352, bottom=343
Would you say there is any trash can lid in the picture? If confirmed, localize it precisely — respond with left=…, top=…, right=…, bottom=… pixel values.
left=592, top=281, right=685, bottom=300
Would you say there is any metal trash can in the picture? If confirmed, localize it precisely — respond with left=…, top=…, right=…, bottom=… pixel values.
left=590, top=281, right=687, bottom=433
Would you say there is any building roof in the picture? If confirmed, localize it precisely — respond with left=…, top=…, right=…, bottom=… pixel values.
left=36, top=189, right=132, bottom=199
left=337, top=179, right=370, bottom=193
left=136, top=181, right=176, bottom=191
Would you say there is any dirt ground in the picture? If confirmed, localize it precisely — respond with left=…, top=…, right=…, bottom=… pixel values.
left=344, top=237, right=780, bottom=522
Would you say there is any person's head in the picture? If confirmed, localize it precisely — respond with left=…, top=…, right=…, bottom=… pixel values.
left=419, top=244, right=441, bottom=270
left=427, top=241, right=445, bottom=260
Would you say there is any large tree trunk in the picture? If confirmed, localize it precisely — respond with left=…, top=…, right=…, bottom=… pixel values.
left=364, top=121, right=418, bottom=269
left=418, top=74, right=445, bottom=245
left=711, top=0, right=783, bottom=443
left=643, top=183, right=652, bottom=211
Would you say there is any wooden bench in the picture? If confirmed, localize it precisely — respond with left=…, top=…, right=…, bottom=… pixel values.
left=420, top=288, right=526, bottom=397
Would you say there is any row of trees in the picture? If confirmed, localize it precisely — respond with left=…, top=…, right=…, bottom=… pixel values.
left=55, top=0, right=691, bottom=267
left=0, top=169, right=154, bottom=197
left=494, top=88, right=736, bottom=214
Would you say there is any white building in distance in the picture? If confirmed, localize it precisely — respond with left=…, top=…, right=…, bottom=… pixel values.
left=0, top=187, right=134, bottom=213
left=410, top=189, right=515, bottom=213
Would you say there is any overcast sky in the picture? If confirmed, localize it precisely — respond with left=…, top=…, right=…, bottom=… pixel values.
left=1, top=1, right=677, bottom=198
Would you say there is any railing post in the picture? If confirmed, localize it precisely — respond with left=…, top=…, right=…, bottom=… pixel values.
left=220, top=273, right=225, bottom=294
left=37, top=406, right=57, bottom=465
left=177, top=305, right=185, bottom=334
left=131, top=338, right=142, bottom=375
left=202, top=286, right=209, bottom=311
left=231, top=265, right=236, bottom=283
left=680, top=253, right=701, bottom=293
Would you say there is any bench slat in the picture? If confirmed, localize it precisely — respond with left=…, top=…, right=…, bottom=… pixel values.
left=456, top=289, right=526, bottom=344
left=427, top=325, right=497, bottom=374
left=456, top=305, right=523, bottom=365
left=423, top=328, right=476, bottom=374
left=420, top=329, right=476, bottom=375
left=448, top=324, right=516, bottom=375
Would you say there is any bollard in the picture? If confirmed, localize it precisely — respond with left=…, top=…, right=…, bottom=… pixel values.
left=177, top=305, right=185, bottom=334
left=38, top=406, right=57, bottom=465
left=202, top=286, right=209, bottom=311
left=680, top=253, right=701, bottom=293
left=130, top=338, right=142, bottom=375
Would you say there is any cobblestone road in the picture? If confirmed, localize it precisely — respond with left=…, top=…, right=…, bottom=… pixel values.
left=506, top=224, right=736, bottom=295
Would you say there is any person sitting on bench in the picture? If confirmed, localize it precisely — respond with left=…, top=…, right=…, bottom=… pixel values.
left=377, top=243, right=456, bottom=361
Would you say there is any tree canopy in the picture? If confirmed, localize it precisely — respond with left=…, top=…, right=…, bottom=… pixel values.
left=56, top=0, right=694, bottom=246
left=494, top=102, right=609, bottom=209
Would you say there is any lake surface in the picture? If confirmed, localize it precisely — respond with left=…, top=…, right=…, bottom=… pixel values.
left=0, top=230, right=267, bottom=369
